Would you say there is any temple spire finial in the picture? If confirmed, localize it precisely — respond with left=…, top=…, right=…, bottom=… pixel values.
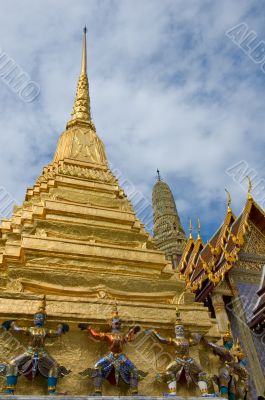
left=67, top=27, right=92, bottom=129
left=246, top=176, right=253, bottom=200
left=157, top=169, right=161, bottom=181
left=197, top=218, right=201, bottom=240
left=189, top=219, right=193, bottom=239
left=225, top=188, right=232, bottom=213
left=81, top=26, right=87, bottom=75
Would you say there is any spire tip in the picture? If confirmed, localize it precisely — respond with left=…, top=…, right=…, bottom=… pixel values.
left=67, top=25, right=91, bottom=128
left=225, top=188, right=232, bottom=212
left=189, top=219, right=193, bottom=239
left=246, top=176, right=253, bottom=200
left=197, top=218, right=201, bottom=240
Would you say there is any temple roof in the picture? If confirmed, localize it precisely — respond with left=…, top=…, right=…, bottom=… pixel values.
left=179, top=193, right=265, bottom=301
left=178, top=220, right=203, bottom=282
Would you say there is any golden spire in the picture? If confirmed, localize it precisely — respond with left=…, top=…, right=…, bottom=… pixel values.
left=67, top=27, right=92, bottom=129
left=157, top=169, right=161, bottom=181
left=189, top=219, right=193, bottom=239
left=81, top=26, right=87, bottom=75
left=197, top=218, right=201, bottom=240
left=246, top=176, right=253, bottom=200
left=225, top=188, right=232, bottom=213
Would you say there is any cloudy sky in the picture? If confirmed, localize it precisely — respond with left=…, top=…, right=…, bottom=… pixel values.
left=0, top=0, right=265, bottom=240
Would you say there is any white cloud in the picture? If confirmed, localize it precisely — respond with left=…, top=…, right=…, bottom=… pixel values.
left=0, top=0, right=264, bottom=239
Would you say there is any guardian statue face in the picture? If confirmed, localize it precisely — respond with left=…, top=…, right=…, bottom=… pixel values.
left=34, top=313, right=46, bottom=327
left=175, top=324, right=185, bottom=337
left=111, top=317, right=122, bottom=332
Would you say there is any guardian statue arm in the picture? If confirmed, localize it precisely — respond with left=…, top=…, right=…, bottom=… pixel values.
left=47, top=323, right=69, bottom=337
left=78, top=323, right=106, bottom=341
left=145, top=329, right=172, bottom=345
left=125, top=325, right=141, bottom=342
left=207, top=341, right=234, bottom=362
left=189, top=332, right=203, bottom=346
left=2, top=320, right=29, bottom=334
left=88, top=326, right=106, bottom=340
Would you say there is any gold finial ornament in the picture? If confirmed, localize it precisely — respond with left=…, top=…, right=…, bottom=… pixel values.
left=223, top=321, right=232, bottom=341
left=246, top=176, right=253, bottom=200
left=189, top=219, right=193, bottom=239
left=81, top=26, right=87, bottom=75
left=197, top=218, right=201, bottom=240
left=232, top=338, right=244, bottom=359
left=67, top=27, right=92, bottom=129
left=36, top=295, right=47, bottom=315
left=225, top=188, right=232, bottom=213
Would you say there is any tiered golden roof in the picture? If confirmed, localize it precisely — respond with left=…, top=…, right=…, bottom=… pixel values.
left=180, top=182, right=265, bottom=296
left=179, top=219, right=204, bottom=285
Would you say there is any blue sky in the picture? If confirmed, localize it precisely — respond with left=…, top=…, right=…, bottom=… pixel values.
left=0, top=0, right=265, bottom=241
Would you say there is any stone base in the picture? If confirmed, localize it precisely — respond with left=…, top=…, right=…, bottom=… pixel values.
left=0, top=397, right=226, bottom=400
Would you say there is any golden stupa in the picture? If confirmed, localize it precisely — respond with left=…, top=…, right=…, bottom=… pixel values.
left=0, top=29, right=220, bottom=396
